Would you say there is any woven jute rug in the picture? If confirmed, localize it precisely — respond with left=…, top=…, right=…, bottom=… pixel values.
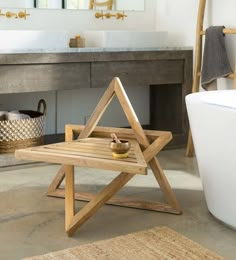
left=23, top=226, right=224, bottom=260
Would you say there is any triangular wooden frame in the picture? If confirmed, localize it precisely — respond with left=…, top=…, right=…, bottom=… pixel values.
left=45, top=77, right=182, bottom=236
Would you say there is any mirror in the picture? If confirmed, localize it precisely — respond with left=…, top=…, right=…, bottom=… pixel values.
left=0, top=0, right=34, bottom=8
left=0, top=0, right=145, bottom=11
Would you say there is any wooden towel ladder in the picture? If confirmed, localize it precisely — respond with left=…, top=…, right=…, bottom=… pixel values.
left=186, top=0, right=236, bottom=157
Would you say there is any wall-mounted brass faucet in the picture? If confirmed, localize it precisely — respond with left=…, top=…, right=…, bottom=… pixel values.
left=95, top=11, right=127, bottom=20
left=6, top=11, right=18, bottom=18
left=18, top=10, right=30, bottom=20
left=95, top=10, right=105, bottom=19
left=0, top=10, right=30, bottom=19
left=115, top=12, right=128, bottom=20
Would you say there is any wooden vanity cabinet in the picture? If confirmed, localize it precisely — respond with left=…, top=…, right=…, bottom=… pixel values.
left=0, top=49, right=192, bottom=148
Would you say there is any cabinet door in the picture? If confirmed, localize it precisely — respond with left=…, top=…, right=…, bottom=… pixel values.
left=91, top=60, right=184, bottom=88
left=0, top=63, right=90, bottom=93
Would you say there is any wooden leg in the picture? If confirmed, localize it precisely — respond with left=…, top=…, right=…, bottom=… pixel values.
left=47, top=124, right=74, bottom=195
left=48, top=190, right=181, bottom=214
left=143, top=134, right=172, bottom=163
left=185, top=129, right=194, bottom=157
left=114, top=79, right=181, bottom=211
left=47, top=166, right=65, bottom=194
left=65, top=165, right=75, bottom=231
left=66, top=172, right=134, bottom=236
left=149, top=157, right=181, bottom=212
left=234, top=63, right=236, bottom=89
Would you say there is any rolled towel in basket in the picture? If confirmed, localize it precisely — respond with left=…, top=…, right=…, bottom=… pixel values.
left=0, top=111, right=8, bottom=121
left=7, top=111, right=31, bottom=121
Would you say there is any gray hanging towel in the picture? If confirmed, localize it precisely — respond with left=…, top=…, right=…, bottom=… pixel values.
left=201, top=26, right=233, bottom=90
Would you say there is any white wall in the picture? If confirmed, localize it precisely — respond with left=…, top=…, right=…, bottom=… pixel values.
left=0, top=0, right=157, bottom=135
left=0, top=1, right=157, bottom=37
left=155, top=0, right=199, bottom=47
left=155, top=0, right=236, bottom=90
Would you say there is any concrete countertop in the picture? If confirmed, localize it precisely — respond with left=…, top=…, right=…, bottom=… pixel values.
left=0, top=46, right=193, bottom=54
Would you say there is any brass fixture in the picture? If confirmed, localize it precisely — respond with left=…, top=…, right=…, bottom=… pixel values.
left=0, top=10, right=30, bottom=20
left=89, top=0, right=113, bottom=10
left=95, top=10, right=104, bottom=19
left=18, top=10, right=30, bottom=20
left=0, top=10, right=5, bottom=17
left=104, top=12, right=115, bottom=19
left=95, top=11, right=127, bottom=20
left=6, top=11, right=18, bottom=18
left=115, top=11, right=127, bottom=20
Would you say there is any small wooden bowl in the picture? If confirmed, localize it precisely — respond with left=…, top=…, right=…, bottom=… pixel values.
left=110, top=140, right=131, bottom=158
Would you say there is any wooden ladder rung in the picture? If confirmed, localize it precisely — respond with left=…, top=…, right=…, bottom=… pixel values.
left=200, top=28, right=236, bottom=35
left=227, top=73, right=235, bottom=79
left=197, top=72, right=235, bottom=79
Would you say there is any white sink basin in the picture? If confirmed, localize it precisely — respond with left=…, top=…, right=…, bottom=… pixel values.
left=0, top=30, right=68, bottom=49
left=83, top=31, right=168, bottom=48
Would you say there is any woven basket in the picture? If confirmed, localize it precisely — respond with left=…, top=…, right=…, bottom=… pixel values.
left=0, top=99, right=46, bottom=154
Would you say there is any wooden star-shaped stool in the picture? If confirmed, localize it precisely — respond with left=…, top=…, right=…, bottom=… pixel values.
left=15, top=77, right=182, bottom=236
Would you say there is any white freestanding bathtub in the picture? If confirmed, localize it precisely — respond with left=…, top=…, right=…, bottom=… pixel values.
left=186, top=90, right=236, bottom=229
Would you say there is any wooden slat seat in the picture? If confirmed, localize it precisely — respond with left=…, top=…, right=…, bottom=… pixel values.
left=15, top=138, right=147, bottom=175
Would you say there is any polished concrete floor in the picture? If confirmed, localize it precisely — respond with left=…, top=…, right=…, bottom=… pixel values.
left=0, top=149, right=235, bottom=259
